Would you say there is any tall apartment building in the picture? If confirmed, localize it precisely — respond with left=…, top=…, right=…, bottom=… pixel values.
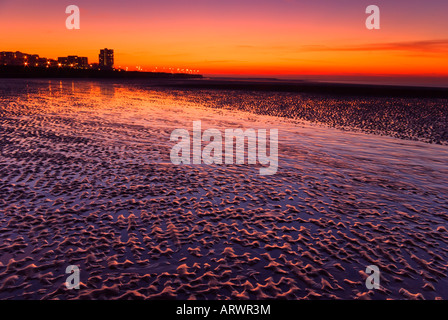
left=99, top=48, right=114, bottom=70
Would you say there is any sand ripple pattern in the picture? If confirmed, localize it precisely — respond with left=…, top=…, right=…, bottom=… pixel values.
left=0, top=80, right=447, bottom=300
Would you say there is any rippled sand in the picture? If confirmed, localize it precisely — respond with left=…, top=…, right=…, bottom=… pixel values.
left=0, top=79, right=447, bottom=300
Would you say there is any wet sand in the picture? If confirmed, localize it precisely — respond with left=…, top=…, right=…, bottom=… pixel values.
left=156, top=79, right=448, bottom=145
left=0, top=79, right=447, bottom=300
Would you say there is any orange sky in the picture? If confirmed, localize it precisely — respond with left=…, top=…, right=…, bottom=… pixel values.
left=1, top=0, right=448, bottom=76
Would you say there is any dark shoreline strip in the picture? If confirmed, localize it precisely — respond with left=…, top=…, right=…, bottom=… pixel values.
left=157, top=79, right=448, bottom=99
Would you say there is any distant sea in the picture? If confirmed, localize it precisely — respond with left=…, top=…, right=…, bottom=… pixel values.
left=206, top=74, right=448, bottom=88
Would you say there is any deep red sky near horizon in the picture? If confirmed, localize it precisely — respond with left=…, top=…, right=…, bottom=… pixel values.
left=1, top=0, right=448, bottom=79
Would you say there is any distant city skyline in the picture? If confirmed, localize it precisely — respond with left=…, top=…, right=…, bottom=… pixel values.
left=1, top=0, right=448, bottom=79
left=0, top=48, right=201, bottom=74
left=1, top=49, right=102, bottom=70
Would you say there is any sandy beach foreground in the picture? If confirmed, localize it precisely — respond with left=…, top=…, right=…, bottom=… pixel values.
left=0, top=79, right=447, bottom=300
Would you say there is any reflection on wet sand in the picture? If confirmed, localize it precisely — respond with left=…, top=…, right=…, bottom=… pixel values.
left=0, top=79, right=447, bottom=300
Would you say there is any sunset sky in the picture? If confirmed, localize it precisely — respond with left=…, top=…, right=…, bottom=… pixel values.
left=1, top=0, right=448, bottom=77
